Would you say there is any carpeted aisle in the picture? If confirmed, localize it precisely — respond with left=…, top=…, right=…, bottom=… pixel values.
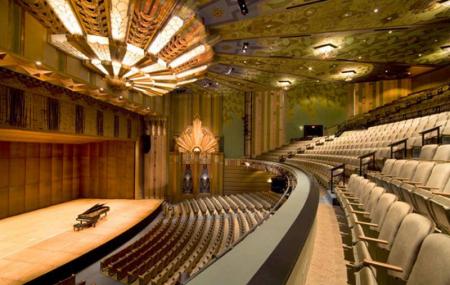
left=305, top=191, right=348, bottom=285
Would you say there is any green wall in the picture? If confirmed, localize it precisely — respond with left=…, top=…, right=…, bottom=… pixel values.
left=285, top=82, right=353, bottom=141
left=222, top=90, right=245, bottom=158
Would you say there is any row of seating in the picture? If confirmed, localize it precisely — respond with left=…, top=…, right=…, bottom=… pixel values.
left=338, top=83, right=450, bottom=135
left=365, top=154, right=450, bottom=234
left=100, top=192, right=282, bottom=285
left=335, top=175, right=450, bottom=285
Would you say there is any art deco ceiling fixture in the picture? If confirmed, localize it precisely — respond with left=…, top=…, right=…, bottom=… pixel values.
left=19, top=0, right=214, bottom=96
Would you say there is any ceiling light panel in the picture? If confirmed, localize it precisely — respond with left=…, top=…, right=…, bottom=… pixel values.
left=110, top=0, right=130, bottom=41
left=177, top=78, right=198, bottom=85
left=112, top=61, right=122, bottom=76
left=176, top=65, right=208, bottom=78
left=169, top=45, right=207, bottom=68
left=150, top=87, right=170, bottom=94
left=87, top=35, right=111, bottom=61
left=123, top=66, right=140, bottom=78
left=152, top=82, right=177, bottom=88
left=91, top=59, right=109, bottom=75
left=50, top=34, right=88, bottom=60
left=140, top=62, right=167, bottom=73
left=148, top=16, right=184, bottom=55
left=47, top=0, right=83, bottom=35
left=150, top=74, right=177, bottom=81
left=122, top=44, right=145, bottom=66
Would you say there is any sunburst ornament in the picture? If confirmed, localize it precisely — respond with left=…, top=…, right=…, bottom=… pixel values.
left=176, top=117, right=219, bottom=154
left=20, top=0, right=213, bottom=96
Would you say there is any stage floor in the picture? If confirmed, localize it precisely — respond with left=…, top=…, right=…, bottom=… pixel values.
left=0, top=199, right=162, bottom=285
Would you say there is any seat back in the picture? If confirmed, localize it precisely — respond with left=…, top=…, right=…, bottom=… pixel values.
left=360, top=182, right=377, bottom=204
left=424, top=163, right=450, bottom=190
left=382, top=159, right=396, bottom=175
left=411, top=162, right=436, bottom=184
left=432, top=145, right=450, bottom=161
left=378, top=202, right=412, bottom=250
left=370, top=193, right=397, bottom=227
left=365, top=187, right=385, bottom=212
left=407, top=234, right=450, bottom=285
left=387, top=213, right=434, bottom=280
left=390, top=160, right=407, bottom=177
left=398, top=161, right=419, bottom=180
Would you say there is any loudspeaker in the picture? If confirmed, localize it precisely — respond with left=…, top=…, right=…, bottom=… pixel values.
left=142, top=134, right=151, bottom=153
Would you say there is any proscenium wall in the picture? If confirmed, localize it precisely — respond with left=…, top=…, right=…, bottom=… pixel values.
left=0, top=141, right=81, bottom=219
left=169, top=89, right=223, bottom=148
left=285, top=82, right=353, bottom=141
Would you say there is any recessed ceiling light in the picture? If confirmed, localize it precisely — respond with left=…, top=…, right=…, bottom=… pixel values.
left=35, top=61, right=42, bottom=66
left=99, top=87, right=104, bottom=91
left=418, top=53, right=422, bottom=57
left=358, top=56, right=362, bottom=60
left=341, top=70, right=357, bottom=75
left=385, top=70, right=389, bottom=73
left=373, top=8, right=379, bottom=13
left=278, top=80, right=292, bottom=86
left=313, top=43, right=338, bottom=55
left=388, top=30, right=393, bottom=34
left=440, top=45, right=450, bottom=52
left=407, top=72, right=411, bottom=75
left=119, top=95, right=124, bottom=100
left=308, top=66, right=313, bottom=71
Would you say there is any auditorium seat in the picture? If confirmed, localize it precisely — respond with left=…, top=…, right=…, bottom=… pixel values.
left=400, top=163, right=450, bottom=212
left=100, top=192, right=282, bottom=285
left=356, top=234, right=450, bottom=285
left=353, top=213, right=434, bottom=284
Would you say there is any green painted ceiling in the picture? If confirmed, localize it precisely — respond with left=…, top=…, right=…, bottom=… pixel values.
left=192, top=0, right=450, bottom=92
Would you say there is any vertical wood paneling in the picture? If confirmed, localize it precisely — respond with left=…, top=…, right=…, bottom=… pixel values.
left=39, top=143, right=51, bottom=208
left=25, top=143, right=39, bottom=211
left=9, top=142, right=26, bottom=215
left=0, top=142, right=10, bottom=218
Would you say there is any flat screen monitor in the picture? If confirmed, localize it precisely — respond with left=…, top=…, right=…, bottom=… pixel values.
left=304, top=125, right=323, bottom=138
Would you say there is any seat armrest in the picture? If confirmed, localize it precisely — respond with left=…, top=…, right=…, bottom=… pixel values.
left=418, top=186, right=439, bottom=190
left=348, top=202, right=363, bottom=206
left=432, top=192, right=450, bottom=197
left=351, top=210, right=370, bottom=215
left=355, top=221, right=378, bottom=227
left=358, top=235, right=389, bottom=245
left=363, top=259, right=403, bottom=272
left=404, top=181, right=422, bottom=185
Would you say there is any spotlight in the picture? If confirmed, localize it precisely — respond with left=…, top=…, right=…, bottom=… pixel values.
left=238, top=0, right=248, bottom=15
left=35, top=61, right=42, bottom=66
left=242, top=42, right=249, bottom=53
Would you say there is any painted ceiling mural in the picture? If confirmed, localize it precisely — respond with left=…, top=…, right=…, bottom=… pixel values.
left=9, top=0, right=450, bottom=109
left=193, top=0, right=450, bottom=93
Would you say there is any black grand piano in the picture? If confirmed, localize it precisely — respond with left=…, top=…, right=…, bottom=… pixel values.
left=73, top=203, right=110, bottom=231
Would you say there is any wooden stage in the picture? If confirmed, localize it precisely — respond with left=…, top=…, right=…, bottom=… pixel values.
left=0, top=199, right=162, bottom=285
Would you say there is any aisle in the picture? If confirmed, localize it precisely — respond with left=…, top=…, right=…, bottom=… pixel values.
left=305, top=191, right=348, bottom=285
